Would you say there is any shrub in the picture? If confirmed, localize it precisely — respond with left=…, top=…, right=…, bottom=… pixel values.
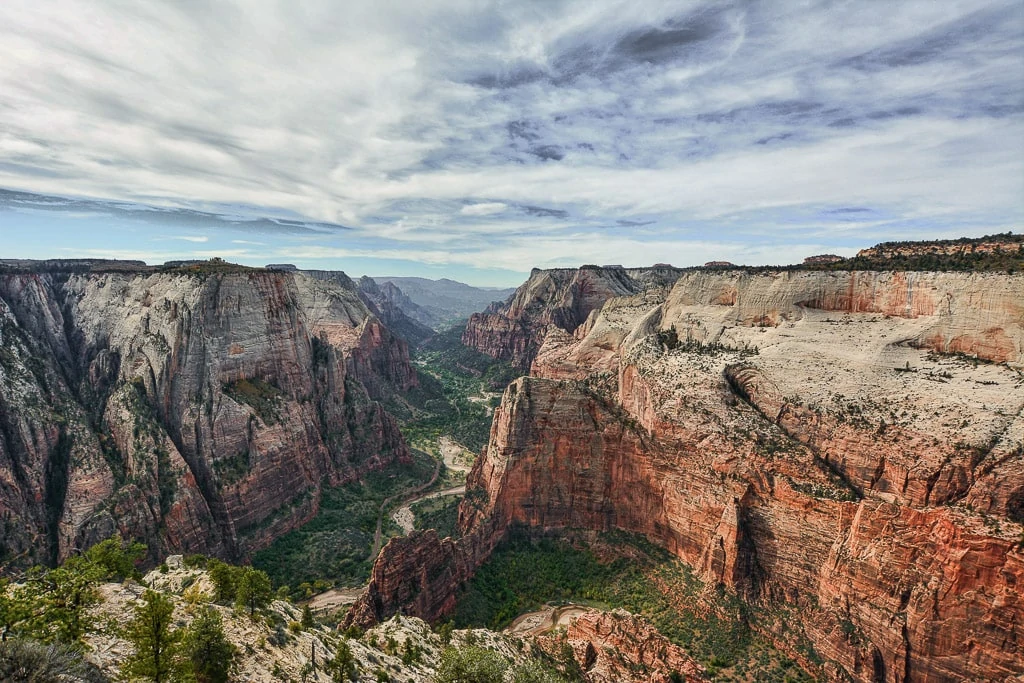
left=0, top=639, right=109, bottom=682
left=435, top=646, right=507, bottom=683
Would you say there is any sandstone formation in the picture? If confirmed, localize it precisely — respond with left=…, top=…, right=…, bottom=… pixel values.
left=462, top=265, right=682, bottom=371
left=857, top=233, right=1024, bottom=260
left=356, top=263, right=1024, bottom=682
left=536, top=609, right=707, bottom=683
left=0, top=264, right=414, bottom=567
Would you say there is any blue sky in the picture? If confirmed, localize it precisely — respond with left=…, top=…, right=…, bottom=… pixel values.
left=0, top=0, right=1021, bottom=286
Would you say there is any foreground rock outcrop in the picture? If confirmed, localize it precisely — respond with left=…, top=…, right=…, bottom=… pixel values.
left=356, top=262, right=1024, bottom=682
left=0, top=263, right=414, bottom=567
left=536, top=609, right=707, bottom=683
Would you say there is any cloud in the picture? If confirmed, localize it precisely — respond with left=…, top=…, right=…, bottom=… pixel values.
left=0, top=0, right=1020, bottom=283
left=460, top=202, right=508, bottom=216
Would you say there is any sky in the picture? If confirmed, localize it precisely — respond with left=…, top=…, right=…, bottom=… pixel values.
left=0, top=0, right=1021, bottom=286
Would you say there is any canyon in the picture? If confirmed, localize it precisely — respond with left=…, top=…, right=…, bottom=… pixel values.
left=2, top=249, right=1023, bottom=681
left=0, top=262, right=414, bottom=568
left=355, top=263, right=1024, bottom=682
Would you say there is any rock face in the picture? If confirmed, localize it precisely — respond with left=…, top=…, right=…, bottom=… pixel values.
left=355, top=265, right=1024, bottom=682
left=536, top=609, right=707, bottom=683
left=463, top=265, right=682, bottom=371
left=374, top=276, right=515, bottom=329
left=0, top=266, right=414, bottom=567
left=356, top=276, right=435, bottom=345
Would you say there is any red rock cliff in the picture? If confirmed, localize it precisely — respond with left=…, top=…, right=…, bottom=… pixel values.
left=0, top=268, right=414, bottom=567
left=353, top=264, right=1024, bottom=682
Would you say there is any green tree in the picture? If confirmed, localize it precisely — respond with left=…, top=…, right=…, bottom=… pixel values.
left=234, top=567, right=272, bottom=616
left=183, top=606, right=236, bottom=683
left=327, top=639, right=357, bottom=683
left=435, top=646, right=508, bottom=683
left=28, top=556, right=104, bottom=644
left=206, top=560, right=239, bottom=604
left=301, top=604, right=315, bottom=629
left=85, top=535, right=147, bottom=581
left=123, top=590, right=184, bottom=682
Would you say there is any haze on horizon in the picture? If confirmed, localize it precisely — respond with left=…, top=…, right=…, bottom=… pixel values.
left=0, top=0, right=1022, bottom=287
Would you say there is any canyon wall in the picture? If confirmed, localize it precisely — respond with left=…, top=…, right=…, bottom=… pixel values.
left=0, top=265, right=414, bottom=567
left=357, top=265, right=1024, bottom=682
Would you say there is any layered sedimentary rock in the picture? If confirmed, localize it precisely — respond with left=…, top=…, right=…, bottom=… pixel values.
left=355, top=264, right=1024, bottom=682
left=0, top=264, right=413, bottom=567
left=536, top=609, right=707, bottom=683
left=858, top=234, right=1024, bottom=259
left=463, top=265, right=681, bottom=371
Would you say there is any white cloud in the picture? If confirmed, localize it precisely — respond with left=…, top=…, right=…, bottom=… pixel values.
left=0, top=0, right=1021, bottom=276
left=460, top=202, right=508, bottom=216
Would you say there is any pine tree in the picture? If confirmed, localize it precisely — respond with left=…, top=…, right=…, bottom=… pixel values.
left=123, top=589, right=184, bottom=682
left=328, top=639, right=357, bottom=682
left=301, top=604, right=315, bottom=629
left=207, top=560, right=240, bottom=604
left=30, top=555, right=104, bottom=644
left=84, top=535, right=147, bottom=581
left=183, top=606, right=236, bottom=683
left=234, top=567, right=272, bottom=616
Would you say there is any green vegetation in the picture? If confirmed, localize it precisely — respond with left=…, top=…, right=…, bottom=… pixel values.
left=123, top=589, right=184, bottom=682
left=0, top=639, right=109, bottom=682
left=398, top=324, right=518, bottom=453
left=182, top=606, right=237, bottom=683
left=435, top=645, right=509, bottom=683
left=412, top=495, right=463, bottom=539
left=222, top=377, right=283, bottom=425
left=327, top=639, right=358, bottom=682
left=0, top=535, right=145, bottom=647
left=203, top=560, right=273, bottom=616
left=251, top=449, right=437, bottom=590
left=746, top=232, right=1024, bottom=274
left=434, top=645, right=568, bottom=683
left=453, top=532, right=813, bottom=682
left=657, top=326, right=759, bottom=357
left=234, top=566, right=273, bottom=616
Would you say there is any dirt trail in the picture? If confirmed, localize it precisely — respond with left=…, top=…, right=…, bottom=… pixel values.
left=368, top=456, right=440, bottom=560
left=306, top=587, right=366, bottom=616
left=506, top=604, right=591, bottom=636
left=391, top=437, right=474, bottom=535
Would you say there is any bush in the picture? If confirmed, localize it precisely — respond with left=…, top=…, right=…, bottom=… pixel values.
left=435, top=646, right=508, bottom=683
left=0, top=639, right=109, bottom=682
left=510, top=660, right=569, bottom=683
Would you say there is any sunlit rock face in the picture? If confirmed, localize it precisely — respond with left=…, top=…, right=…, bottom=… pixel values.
left=357, top=265, right=1024, bottom=682
left=0, top=266, right=413, bottom=566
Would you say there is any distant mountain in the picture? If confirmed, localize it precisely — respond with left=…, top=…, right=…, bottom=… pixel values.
left=372, top=276, right=515, bottom=329
left=356, top=276, right=435, bottom=345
